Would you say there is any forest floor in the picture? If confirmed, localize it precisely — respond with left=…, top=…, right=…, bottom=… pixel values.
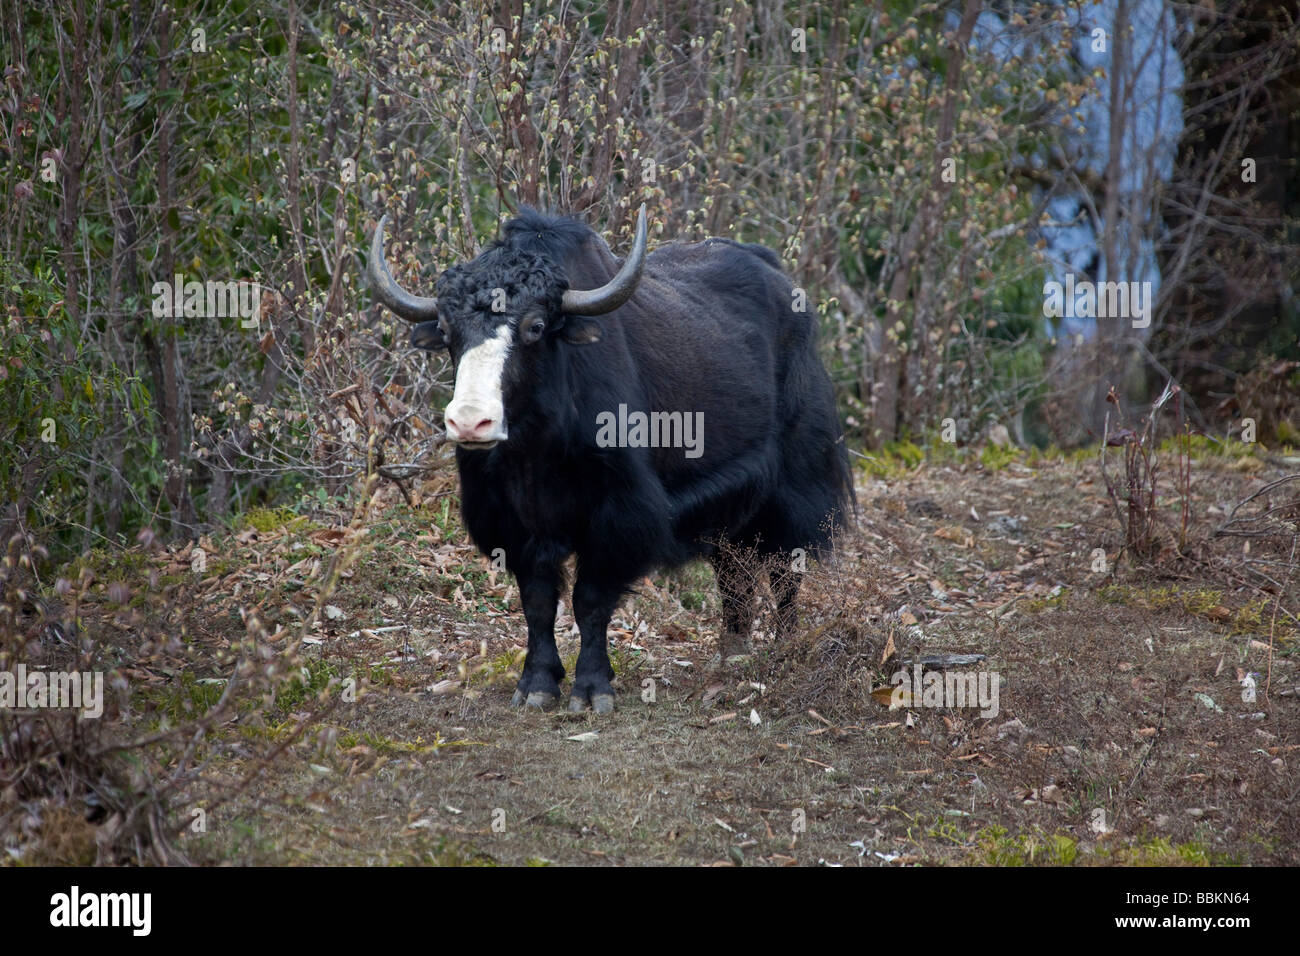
left=18, top=442, right=1300, bottom=866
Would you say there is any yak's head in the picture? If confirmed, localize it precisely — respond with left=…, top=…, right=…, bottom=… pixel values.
left=367, top=206, right=647, bottom=449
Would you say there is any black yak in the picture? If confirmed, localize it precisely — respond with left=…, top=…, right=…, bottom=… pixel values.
left=368, top=205, right=851, bottom=713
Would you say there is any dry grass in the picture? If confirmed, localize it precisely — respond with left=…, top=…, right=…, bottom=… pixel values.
left=7, top=446, right=1298, bottom=866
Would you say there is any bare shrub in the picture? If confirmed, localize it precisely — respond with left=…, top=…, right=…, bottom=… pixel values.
left=1099, top=382, right=1187, bottom=561
left=0, top=487, right=382, bottom=863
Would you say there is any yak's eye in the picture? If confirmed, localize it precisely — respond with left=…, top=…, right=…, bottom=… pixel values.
left=521, top=317, right=546, bottom=345
left=437, top=317, right=450, bottom=339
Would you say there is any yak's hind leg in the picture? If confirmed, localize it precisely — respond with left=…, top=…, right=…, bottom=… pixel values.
left=710, top=548, right=757, bottom=660
left=769, top=562, right=801, bottom=641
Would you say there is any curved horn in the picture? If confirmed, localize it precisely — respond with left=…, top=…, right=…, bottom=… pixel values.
left=367, top=214, right=440, bottom=323
left=561, top=204, right=648, bottom=316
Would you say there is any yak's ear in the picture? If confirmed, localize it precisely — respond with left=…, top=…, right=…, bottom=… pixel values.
left=409, top=320, right=447, bottom=351
left=561, top=315, right=602, bottom=345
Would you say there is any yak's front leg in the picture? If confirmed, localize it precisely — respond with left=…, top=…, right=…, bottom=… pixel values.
left=511, top=560, right=566, bottom=710
left=568, top=569, right=621, bottom=714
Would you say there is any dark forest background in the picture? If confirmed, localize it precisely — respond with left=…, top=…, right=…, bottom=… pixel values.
left=2, top=0, right=1298, bottom=558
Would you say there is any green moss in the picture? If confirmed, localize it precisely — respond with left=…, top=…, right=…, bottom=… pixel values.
left=979, top=442, right=1019, bottom=472
left=1098, top=583, right=1222, bottom=615
left=888, top=439, right=926, bottom=468
left=665, top=560, right=715, bottom=612
left=973, top=827, right=1227, bottom=866
left=1275, top=420, right=1300, bottom=445
left=1154, top=432, right=1277, bottom=464
left=1101, top=838, right=1213, bottom=866
left=426, top=497, right=461, bottom=538
left=608, top=641, right=648, bottom=676
left=852, top=436, right=1046, bottom=478
left=1096, top=584, right=1295, bottom=643
left=972, top=826, right=1078, bottom=866
left=237, top=720, right=300, bottom=744
left=1015, top=444, right=1092, bottom=467
left=240, top=507, right=314, bottom=533
left=137, top=671, right=227, bottom=727
left=336, top=729, right=483, bottom=755
left=58, top=547, right=150, bottom=584
left=274, top=658, right=345, bottom=710
left=443, top=562, right=511, bottom=613
left=1024, top=588, right=1069, bottom=613
left=465, top=648, right=526, bottom=686
left=1157, top=433, right=1230, bottom=458
left=924, top=818, right=967, bottom=845
left=858, top=439, right=926, bottom=478
left=1230, top=598, right=1296, bottom=640
left=421, top=839, right=498, bottom=867
left=204, top=557, right=238, bottom=578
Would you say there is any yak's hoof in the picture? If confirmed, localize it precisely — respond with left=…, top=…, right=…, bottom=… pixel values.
left=511, top=689, right=560, bottom=710
left=568, top=692, right=616, bottom=715
left=718, top=634, right=752, bottom=661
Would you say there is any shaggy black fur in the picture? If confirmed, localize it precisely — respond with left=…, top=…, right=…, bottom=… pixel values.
left=406, top=208, right=853, bottom=711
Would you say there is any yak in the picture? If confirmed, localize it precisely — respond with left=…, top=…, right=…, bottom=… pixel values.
left=367, top=204, right=852, bottom=714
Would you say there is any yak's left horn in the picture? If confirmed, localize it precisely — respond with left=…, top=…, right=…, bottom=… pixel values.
left=561, top=204, right=648, bottom=316
left=367, top=214, right=440, bottom=322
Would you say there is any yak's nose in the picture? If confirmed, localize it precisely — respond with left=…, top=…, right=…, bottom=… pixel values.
left=445, top=404, right=506, bottom=444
